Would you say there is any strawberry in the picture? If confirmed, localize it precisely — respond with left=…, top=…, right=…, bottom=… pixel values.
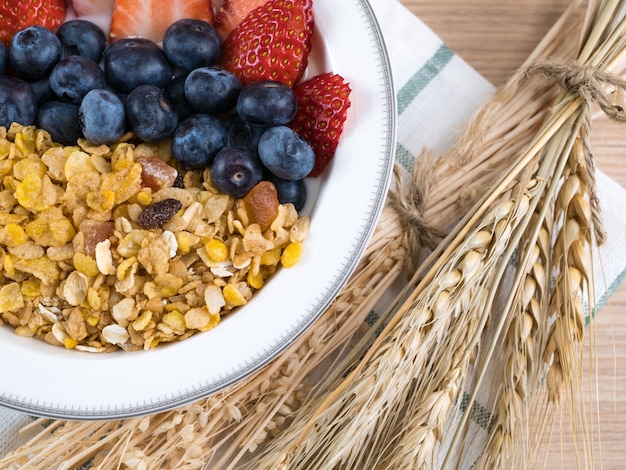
left=220, top=0, right=314, bottom=87
left=71, top=0, right=115, bottom=19
left=0, top=0, right=66, bottom=45
left=289, top=73, right=351, bottom=177
left=214, top=0, right=270, bottom=40
left=109, top=0, right=215, bottom=44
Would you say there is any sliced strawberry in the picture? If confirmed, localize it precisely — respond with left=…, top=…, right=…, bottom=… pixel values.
left=289, top=73, right=351, bottom=177
left=109, top=0, right=215, bottom=44
left=220, top=0, right=314, bottom=87
left=71, top=0, right=115, bottom=18
left=0, top=0, right=66, bottom=45
left=214, top=0, right=270, bottom=40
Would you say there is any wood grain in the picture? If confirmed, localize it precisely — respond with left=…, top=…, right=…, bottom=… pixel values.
left=398, top=0, right=626, bottom=468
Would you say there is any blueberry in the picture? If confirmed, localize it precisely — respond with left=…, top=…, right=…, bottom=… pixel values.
left=56, top=20, right=107, bottom=63
left=163, top=19, right=222, bottom=71
left=0, top=43, right=6, bottom=75
left=37, top=101, right=83, bottom=145
left=211, top=147, right=264, bottom=198
left=50, top=56, right=106, bottom=103
left=126, top=85, right=179, bottom=143
left=0, top=76, right=38, bottom=127
left=103, top=38, right=172, bottom=93
left=78, top=89, right=126, bottom=145
left=266, top=173, right=307, bottom=212
left=28, top=77, right=55, bottom=104
left=116, top=91, right=128, bottom=108
left=9, top=26, right=62, bottom=80
left=237, top=81, right=297, bottom=126
left=184, top=67, right=241, bottom=114
left=224, top=113, right=267, bottom=149
left=164, top=75, right=195, bottom=120
left=171, top=114, right=226, bottom=168
left=258, top=126, right=315, bottom=180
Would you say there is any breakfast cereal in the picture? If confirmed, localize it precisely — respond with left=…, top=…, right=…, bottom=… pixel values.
left=0, top=123, right=309, bottom=352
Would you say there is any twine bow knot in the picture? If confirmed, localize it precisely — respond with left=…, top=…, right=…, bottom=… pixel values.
left=526, top=60, right=626, bottom=122
left=525, top=59, right=626, bottom=245
left=390, top=59, right=624, bottom=268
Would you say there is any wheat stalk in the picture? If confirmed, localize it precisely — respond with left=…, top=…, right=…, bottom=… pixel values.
left=481, top=198, right=553, bottom=468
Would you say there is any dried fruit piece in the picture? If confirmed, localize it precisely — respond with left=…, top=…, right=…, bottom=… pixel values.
left=243, top=181, right=279, bottom=231
left=137, top=157, right=177, bottom=191
left=137, top=198, right=183, bottom=229
left=80, top=220, right=115, bottom=257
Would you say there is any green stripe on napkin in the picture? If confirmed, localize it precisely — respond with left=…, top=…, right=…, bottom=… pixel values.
left=397, top=44, right=454, bottom=115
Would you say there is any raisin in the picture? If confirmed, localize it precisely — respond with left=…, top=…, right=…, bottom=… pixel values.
left=137, top=198, right=183, bottom=229
left=173, top=173, right=184, bottom=188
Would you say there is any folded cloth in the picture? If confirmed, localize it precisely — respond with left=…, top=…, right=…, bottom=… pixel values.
left=2, top=0, right=625, bottom=466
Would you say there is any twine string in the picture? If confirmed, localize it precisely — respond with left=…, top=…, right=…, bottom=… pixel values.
left=388, top=162, right=447, bottom=273
left=524, top=59, right=626, bottom=245
left=391, top=60, right=625, bottom=267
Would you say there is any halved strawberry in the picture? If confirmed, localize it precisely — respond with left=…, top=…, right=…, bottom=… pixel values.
left=0, top=0, right=66, bottom=45
left=109, top=0, right=215, bottom=44
left=71, top=0, right=115, bottom=19
left=289, top=73, right=351, bottom=177
left=220, top=0, right=314, bottom=87
left=214, top=0, right=270, bottom=40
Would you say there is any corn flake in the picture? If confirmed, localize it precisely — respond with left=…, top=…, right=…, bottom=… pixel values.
left=0, top=124, right=310, bottom=352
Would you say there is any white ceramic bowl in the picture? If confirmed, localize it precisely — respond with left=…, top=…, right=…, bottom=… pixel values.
left=0, top=0, right=396, bottom=419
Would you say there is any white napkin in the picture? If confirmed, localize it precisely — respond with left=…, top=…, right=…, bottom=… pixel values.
left=2, top=0, right=626, bottom=467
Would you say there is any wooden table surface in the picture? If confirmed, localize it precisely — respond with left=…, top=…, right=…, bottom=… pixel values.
left=399, top=0, right=626, bottom=468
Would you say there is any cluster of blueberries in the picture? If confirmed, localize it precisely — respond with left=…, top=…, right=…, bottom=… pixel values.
left=0, top=19, right=311, bottom=210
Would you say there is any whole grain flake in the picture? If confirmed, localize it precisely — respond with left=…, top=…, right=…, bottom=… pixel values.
left=0, top=124, right=310, bottom=351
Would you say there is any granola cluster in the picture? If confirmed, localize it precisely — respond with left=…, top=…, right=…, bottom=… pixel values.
left=0, top=124, right=309, bottom=352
